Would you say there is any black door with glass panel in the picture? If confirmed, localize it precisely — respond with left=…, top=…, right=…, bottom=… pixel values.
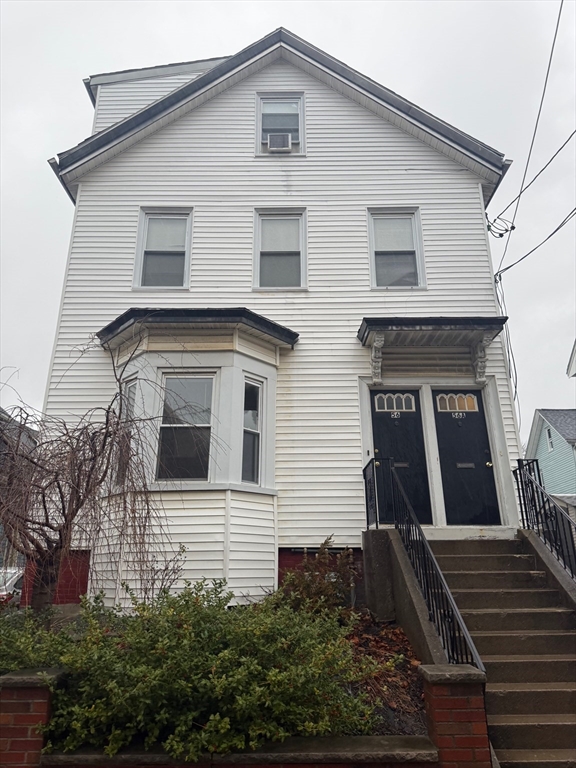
left=370, top=390, right=432, bottom=524
left=433, top=391, right=500, bottom=525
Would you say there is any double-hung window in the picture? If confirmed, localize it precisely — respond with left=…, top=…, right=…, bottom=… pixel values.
left=137, top=212, right=191, bottom=288
left=370, top=211, right=425, bottom=288
left=242, top=380, right=261, bottom=484
left=256, top=212, right=305, bottom=288
left=258, top=94, right=303, bottom=154
left=157, top=376, right=213, bottom=479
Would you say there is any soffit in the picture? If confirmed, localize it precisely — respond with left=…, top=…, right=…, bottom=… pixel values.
left=357, top=316, right=507, bottom=349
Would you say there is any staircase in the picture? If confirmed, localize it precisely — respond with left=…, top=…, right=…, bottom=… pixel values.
left=429, top=537, right=576, bottom=768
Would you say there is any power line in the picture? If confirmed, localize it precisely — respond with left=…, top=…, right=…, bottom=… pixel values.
left=496, top=0, right=565, bottom=270
left=495, top=206, right=576, bottom=280
left=491, top=129, right=575, bottom=224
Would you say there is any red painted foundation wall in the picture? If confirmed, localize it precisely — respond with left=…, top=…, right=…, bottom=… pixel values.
left=20, top=550, right=90, bottom=607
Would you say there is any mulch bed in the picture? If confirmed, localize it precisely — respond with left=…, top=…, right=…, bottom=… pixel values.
left=348, top=611, right=427, bottom=736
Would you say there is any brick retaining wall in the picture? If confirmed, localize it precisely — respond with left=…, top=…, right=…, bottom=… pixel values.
left=1, top=666, right=494, bottom=767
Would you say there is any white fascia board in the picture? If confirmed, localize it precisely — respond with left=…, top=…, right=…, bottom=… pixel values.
left=525, top=410, right=545, bottom=459
left=567, top=339, right=576, bottom=377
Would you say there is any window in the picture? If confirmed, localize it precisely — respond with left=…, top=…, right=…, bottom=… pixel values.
left=546, top=427, right=554, bottom=452
left=436, top=393, right=479, bottom=412
left=370, top=212, right=424, bottom=288
left=157, top=376, right=213, bottom=479
left=242, top=381, right=261, bottom=484
left=137, top=212, right=191, bottom=287
left=256, top=212, right=305, bottom=288
left=375, top=393, right=416, bottom=412
left=258, top=94, right=303, bottom=154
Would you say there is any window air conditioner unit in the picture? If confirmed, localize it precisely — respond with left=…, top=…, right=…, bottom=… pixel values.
left=268, top=133, right=292, bottom=153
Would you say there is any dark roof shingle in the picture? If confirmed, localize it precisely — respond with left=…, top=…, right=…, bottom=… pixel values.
left=540, top=409, right=576, bottom=444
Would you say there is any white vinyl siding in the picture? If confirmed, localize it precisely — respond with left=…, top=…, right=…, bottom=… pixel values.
left=92, top=73, right=204, bottom=133
left=46, top=59, right=520, bottom=552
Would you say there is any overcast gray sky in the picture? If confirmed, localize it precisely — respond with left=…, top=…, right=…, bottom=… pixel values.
left=1, top=0, right=574, bottom=442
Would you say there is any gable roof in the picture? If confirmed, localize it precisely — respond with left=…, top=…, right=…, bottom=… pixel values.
left=49, top=28, right=510, bottom=203
left=539, top=409, right=576, bottom=444
left=526, top=408, right=576, bottom=458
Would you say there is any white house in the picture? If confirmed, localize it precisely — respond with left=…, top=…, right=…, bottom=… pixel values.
left=46, top=29, right=521, bottom=602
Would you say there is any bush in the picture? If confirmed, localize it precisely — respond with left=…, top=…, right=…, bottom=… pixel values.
left=0, top=581, right=377, bottom=761
left=276, top=537, right=358, bottom=614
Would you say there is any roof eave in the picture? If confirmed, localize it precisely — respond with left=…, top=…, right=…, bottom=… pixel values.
left=97, top=307, right=300, bottom=350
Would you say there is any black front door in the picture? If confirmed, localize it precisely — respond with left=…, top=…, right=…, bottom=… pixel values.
left=433, top=390, right=500, bottom=525
left=371, top=390, right=432, bottom=524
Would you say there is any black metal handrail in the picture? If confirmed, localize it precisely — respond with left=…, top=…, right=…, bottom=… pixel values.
left=363, top=457, right=485, bottom=670
left=514, top=459, right=576, bottom=579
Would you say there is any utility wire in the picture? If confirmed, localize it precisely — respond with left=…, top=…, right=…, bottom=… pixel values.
left=496, top=0, right=565, bottom=271
left=495, top=207, right=576, bottom=280
left=492, top=129, right=575, bottom=222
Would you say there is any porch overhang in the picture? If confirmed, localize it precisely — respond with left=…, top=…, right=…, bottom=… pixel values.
left=357, top=316, right=508, bottom=385
left=97, top=307, right=299, bottom=350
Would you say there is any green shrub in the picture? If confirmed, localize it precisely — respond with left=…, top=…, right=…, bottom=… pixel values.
left=0, top=581, right=377, bottom=761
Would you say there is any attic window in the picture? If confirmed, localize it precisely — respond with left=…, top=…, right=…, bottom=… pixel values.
left=546, top=427, right=554, bottom=452
left=258, top=94, right=303, bottom=155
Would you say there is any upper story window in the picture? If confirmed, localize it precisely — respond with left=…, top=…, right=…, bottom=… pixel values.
left=157, top=376, right=213, bottom=479
left=135, top=211, right=192, bottom=288
left=546, top=427, right=554, bottom=452
left=369, top=210, right=425, bottom=289
left=258, top=94, right=304, bottom=155
left=255, top=211, right=306, bottom=289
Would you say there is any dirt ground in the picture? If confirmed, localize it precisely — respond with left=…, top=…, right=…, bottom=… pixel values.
left=349, top=611, right=427, bottom=736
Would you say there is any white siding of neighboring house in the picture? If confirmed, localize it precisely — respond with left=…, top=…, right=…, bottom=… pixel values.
left=533, top=421, right=576, bottom=495
left=46, top=59, right=521, bottom=558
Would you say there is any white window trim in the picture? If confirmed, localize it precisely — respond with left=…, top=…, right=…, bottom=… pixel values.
left=256, top=92, right=305, bottom=156
left=132, top=207, right=193, bottom=290
left=242, top=376, right=264, bottom=485
left=253, top=208, right=308, bottom=291
left=156, top=371, right=217, bottom=482
left=546, top=427, right=554, bottom=452
left=368, top=208, right=427, bottom=290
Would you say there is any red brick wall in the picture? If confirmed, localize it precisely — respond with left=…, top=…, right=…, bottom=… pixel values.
left=20, top=550, right=90, bottom=607
left=422, top=674, right=491, bottom=767
left=0, top=686, right=51, bottom=766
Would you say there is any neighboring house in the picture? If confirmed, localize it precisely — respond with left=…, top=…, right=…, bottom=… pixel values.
left=46, top=29, right=521, bottom=603
left=525, top=409, right=576, bottom=517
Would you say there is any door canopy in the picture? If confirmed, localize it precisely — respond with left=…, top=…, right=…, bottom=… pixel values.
left=357, top=316, right=507, bottom=385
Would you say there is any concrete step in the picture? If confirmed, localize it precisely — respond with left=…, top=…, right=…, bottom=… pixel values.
left=496, top=749, right=576, bottom=767
left=452, top=588, right=561, bottom=610
left=430, top=538, right=523, bottom=555
left=444, top=569, right=547, bottom=590
left=483, top=655, right=576, bottom=683
left=461, top=607, right=576, bottom=632
left=472, top=630, right=576, bottom=656
left=488, top=713, right=576, bottom=749
left=435, top=553, right=536, bottom=572
left=486, top=682, right=576, bottom=715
